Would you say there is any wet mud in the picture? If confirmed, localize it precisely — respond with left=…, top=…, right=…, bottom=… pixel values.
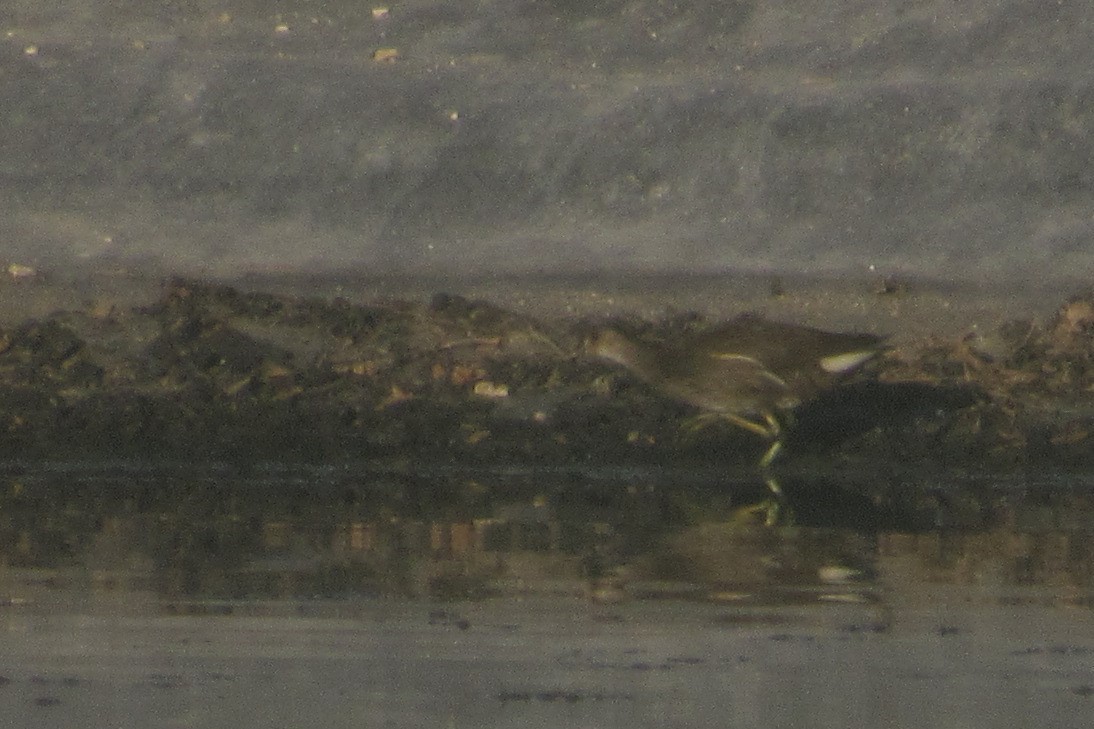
left=0, top=276, right=1090, bottom=478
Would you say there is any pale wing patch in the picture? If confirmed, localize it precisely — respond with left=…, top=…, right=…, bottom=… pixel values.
left=819, top=350, right=876, bottom=374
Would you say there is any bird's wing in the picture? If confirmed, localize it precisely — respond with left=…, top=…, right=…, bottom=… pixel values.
left=686, top=352, right=801, bottom=412
left=707, top=352, right=789, bottom=389
left=695, top=319, right=884, bottom=383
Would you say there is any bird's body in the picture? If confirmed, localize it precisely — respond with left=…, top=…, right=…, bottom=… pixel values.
left=588, top=315, right=885, bottom=468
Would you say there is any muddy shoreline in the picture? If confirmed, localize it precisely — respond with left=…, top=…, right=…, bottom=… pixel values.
left=0, top=273, right=1090, bottom=475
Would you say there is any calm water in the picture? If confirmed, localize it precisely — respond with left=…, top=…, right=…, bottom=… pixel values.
left=2, top=464, right=1093, bottom=728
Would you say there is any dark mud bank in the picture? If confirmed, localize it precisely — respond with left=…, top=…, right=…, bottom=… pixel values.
left=0, top=277, right=1090, bottom=472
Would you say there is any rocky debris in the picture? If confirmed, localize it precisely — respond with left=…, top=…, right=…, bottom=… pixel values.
left=873, top=292, right=1094, bottom=469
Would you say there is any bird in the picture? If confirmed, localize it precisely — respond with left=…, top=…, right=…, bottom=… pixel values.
left=587, top=314, right=885, bottom=478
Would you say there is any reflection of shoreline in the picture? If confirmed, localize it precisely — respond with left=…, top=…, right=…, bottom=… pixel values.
left=1, top=474, right=1092, bottom=612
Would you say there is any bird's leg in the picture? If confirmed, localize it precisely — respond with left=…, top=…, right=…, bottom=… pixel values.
left=729, top=474, right=787, bottom=527
left=758, top=465, right=793, bottom=526
left=719, top=412, right=778, bottom=439
left=727, top=496, right=784, bottom=527
left=683, top=411, right=788, bottom=511
left=758, top=439, right=783, bottom=469
left=756, top=412, right=787, bottom=469
left=682, top=412, right=774, bottom=438
left=683, top=411, right=786, bottom=471
left=762, top=471, right=783, bottom=497
left=756, top=413, right=788, bottom=514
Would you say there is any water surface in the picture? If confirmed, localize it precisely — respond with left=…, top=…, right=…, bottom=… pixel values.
left=1, top=464, right=1092, bottom=727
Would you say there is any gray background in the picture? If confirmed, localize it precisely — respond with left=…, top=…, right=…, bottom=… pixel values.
left=2, top=0, right=1093, bottom=284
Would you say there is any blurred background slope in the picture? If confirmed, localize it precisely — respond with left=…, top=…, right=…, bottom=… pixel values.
left=2, top=0, right=1093, bottom=282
